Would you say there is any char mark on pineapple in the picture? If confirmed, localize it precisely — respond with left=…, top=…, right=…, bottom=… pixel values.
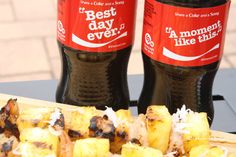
left=1, top=141, right=13, bottom=153
left=32, top=142, right=53, bottom=150
left=89, top=115, right=115, bottom=142
left=171, top=147, right=181, bottom=157
left=0, top=127, right=4, bottom=134
left=116, top=130, right=127, bottom=139
left=0, top=99, right=20, bottom=139
left=146, top=107, right=162, bottom=122
left=130, top=138, right=142, bottom=146
left=0, top=134, right=19, bottom=156
left=68, top=129, right=83, bottom=139
left=3, top=120, right=19, bottom=138
left=52, top=111, right=65, bottom=131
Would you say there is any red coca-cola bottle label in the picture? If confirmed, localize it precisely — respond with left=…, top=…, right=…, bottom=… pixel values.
left=142, top=0, right=230, bottom=66
left=57, top=0, right=136, bottom=53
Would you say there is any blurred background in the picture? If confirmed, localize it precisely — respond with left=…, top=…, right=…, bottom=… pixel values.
left=0, top=0, right=235, bottom=82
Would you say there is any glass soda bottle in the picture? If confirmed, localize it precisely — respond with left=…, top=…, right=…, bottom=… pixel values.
left=138, top=0, right=231, bottom=123
left=56, top=0, right=137, bottom=111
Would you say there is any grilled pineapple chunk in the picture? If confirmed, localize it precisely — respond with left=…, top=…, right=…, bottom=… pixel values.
left=189, top=144, right=233, bottom=157
left=17, top=107, right=54, bottom=132
left=121, top=143, right=163, bottom=157
left=20, top=127, right=59, bottom=155
left=116, top=109, right=132, bottom=121
left=146, top=105, right=172, bottom=153
left=68, top=107, right=101, bottom=140
left=183, top=112, right=210, bottom=153
left=14, top=142, right=57, bottom=157
left=110, top=109, right=133, bottom=153
left=73, top=138, right=110, bottom=157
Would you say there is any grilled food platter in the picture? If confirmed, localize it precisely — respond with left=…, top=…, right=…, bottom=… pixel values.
left=0, top=93, right=235, bottom=157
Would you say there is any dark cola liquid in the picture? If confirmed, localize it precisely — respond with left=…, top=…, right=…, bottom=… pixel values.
left=138, top=0, right=229, bottom=124
left=56, top=42, right=131, bottom=111
left=139, top=53, right=219, bottom=123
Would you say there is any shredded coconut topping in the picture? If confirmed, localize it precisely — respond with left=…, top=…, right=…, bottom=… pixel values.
left=167, top=105, right=193, bottom=155
left=104, top=107, right=119, bottom=127
left=49, top=108, right=61, bottom=126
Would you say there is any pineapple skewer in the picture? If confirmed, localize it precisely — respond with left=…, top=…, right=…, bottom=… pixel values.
left=146, top=105, right=172, bottom=153
left=67, top=107, right=102, bottom=140
left=12, top=127, right=59, bottom=157
left=14, top=107, right=72, bottom=157
left=110, top=109, right=133, bottom=153
left=49, top=108, right=73, bottom=157
left=183, top=112, right=210, bottom=153
left=168, top=105, right=210, bottom=156
left=16, top=107, right=54, bottom=132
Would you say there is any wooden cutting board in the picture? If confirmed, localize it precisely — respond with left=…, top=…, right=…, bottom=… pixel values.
left=0, top=93, right=236, bottom=153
